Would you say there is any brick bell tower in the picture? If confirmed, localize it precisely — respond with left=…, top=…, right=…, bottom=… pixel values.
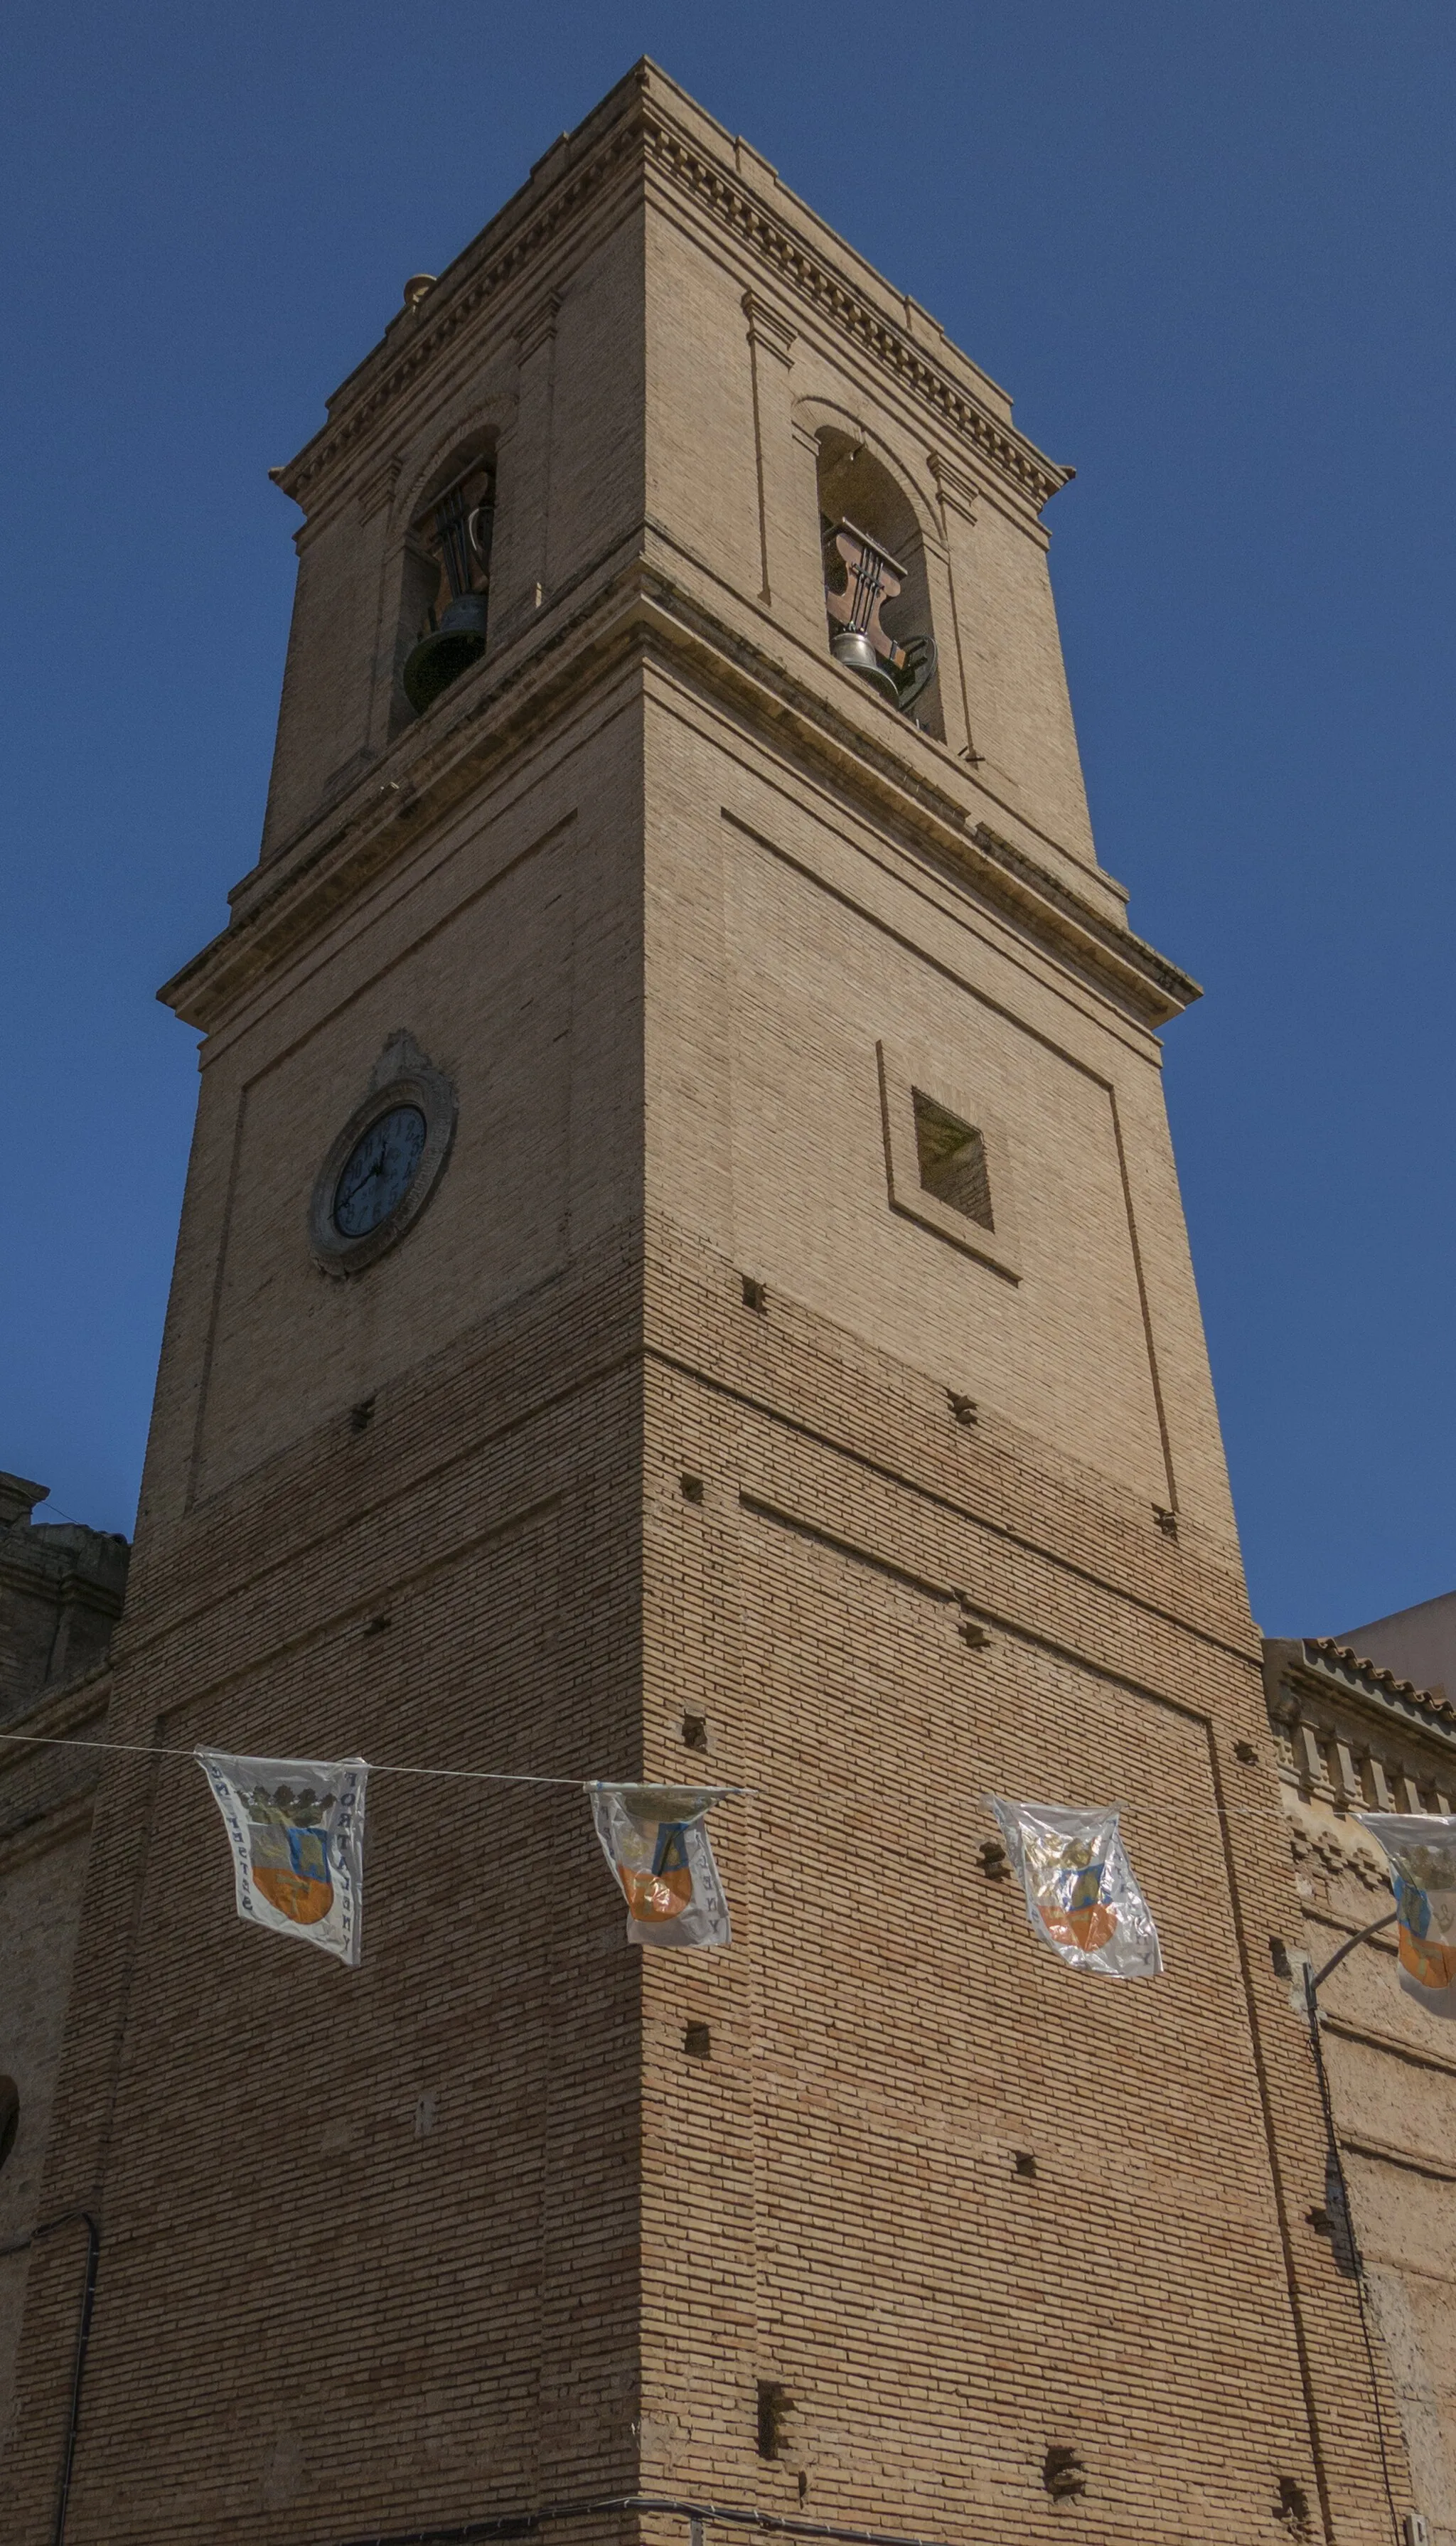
left=10, top=62, right=1406, bottom=2546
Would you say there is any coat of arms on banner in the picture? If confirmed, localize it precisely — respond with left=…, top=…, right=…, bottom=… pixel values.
left=1359, top=1814, right=1456, bottom=2019
left=987, top=1797, right=1162, bottom=1979
left=196, top=1750, right=368, bottom=1967
left=589, top=1784, right=732, bottom=1948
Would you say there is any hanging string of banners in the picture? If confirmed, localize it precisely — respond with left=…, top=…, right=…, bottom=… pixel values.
left=0, top=1724, right=1157, bottom=1977
left=194, top=1752, right=737, bottom=1966
left=8, top=1722, right=1456, bottom=2014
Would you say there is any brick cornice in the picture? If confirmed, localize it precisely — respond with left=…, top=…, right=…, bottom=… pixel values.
left=968, top=821, right=1197, bottom=1017
left=641, top=104, right=1071, bottom=516
left=1268, top=1636, right=1456, bottom=1756
left=0, top=1543, right=127, bottom=1615
left=274, top=113, right=643, bottom=509
left=275, top=77, right=1069, bottom=531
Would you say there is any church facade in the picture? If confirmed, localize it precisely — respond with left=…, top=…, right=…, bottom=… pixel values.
left=2, top=60, right=1438, bottom=2546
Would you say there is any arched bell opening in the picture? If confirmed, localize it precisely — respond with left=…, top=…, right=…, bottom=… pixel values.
left=394, top=442, right=497, bottom=724
left=815, top=429, right=942, bottom=734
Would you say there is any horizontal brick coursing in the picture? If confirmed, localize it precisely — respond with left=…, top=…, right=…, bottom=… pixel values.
left=6, top=60, right=1410, bottom=2546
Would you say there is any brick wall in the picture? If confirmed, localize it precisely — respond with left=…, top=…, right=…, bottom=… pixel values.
left=1265, top=1639, right=1456, bottom=2546
left=0, top=1659, right=112, bottom=2471
left=7, top=60, right=1415, bottom=2546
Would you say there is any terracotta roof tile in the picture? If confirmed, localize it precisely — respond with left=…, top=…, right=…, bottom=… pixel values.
left=1304, top=1637, right=1456, bottom=1728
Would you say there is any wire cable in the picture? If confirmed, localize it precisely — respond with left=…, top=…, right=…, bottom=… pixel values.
left=0, top=1726, right=747, bottom=1792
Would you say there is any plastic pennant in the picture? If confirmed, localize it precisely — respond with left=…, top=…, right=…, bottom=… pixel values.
left=196, top=1750, right=368, bottom=1967
left=987, top=1796, right=1162, bottom=1979
left=588, top=1783, right=732, bottom=1948
left=1358, top=1814, right=1456, bottom=2018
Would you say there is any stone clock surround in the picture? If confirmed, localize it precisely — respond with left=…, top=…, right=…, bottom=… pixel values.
left=307, top=1030, right=456, bottom=1278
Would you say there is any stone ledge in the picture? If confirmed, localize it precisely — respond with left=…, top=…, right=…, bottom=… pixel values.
left=163, top=552, right=1193, bottom=1042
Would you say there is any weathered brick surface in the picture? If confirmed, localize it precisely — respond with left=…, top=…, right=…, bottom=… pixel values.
left=0, top=1490, right=127, bottom=1725
left=0, top=1669, right=107, bottom=2464
left=1264, top=1639, right=1456, bottom=2546
left=6, top=58, right=1414, bottom=2546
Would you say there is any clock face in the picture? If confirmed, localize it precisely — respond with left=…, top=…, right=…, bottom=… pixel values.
left=309, top=1044, right=456, bottom=1278
left=332, top=1106, right=428, bottom=1239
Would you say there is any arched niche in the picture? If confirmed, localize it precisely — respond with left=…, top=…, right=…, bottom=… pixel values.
left=814, top=425, right=943, bottom=737
left=388, top=431, right=499, bottom=731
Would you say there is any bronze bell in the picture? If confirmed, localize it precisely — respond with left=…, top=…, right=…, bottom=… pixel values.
left=402, top=589, right=489, bottom=716
left=829, top=625, right=902, bottom=705
left=823, top=518, right=938, bottom=715
left=402, top=470, right=493, bottom=715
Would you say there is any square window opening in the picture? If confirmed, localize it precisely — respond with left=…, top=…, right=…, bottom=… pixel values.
left=877, top=1043, right=1020, bottom=1284
left=911, top=1090, right=994, bottom=1231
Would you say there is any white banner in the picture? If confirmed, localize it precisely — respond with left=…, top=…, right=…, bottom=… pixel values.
left=987, top=1797, right=1162, bottom=1979
left=1359, top=1814, right=1456, bottom=2019
left=589, top=1783, right=732, bottom=1948
left=197, top=1750, right=368, bottom=1967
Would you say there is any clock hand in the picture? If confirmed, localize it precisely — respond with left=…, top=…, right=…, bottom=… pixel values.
left=341, top=1152, right=385, bottom=1205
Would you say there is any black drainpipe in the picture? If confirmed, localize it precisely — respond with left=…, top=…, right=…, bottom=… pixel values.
left=0, top=2206, right=101, bottom=2546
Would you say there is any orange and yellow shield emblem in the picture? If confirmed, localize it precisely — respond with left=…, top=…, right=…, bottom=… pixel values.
left=247, top=1818, right=334, bottom=1925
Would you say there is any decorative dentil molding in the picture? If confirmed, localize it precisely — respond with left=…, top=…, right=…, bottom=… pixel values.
left=643, top=109, right=1071, bottom=513
left=277, top=118, right=642, bottom=506
left=1267, top=1645, right=1456, bottom=1822
left=277, top=89, right=1068, bottom=528
left=1285, top=1804, right=1390, bottom=1895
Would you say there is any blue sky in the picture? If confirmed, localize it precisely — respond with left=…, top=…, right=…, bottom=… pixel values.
left=3, top=1, right=1453, bottom=1634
